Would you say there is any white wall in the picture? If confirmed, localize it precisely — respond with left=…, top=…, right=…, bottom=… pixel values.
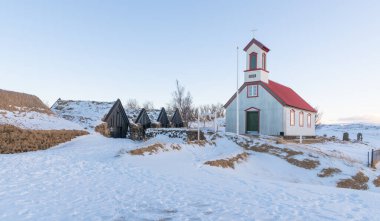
left=283, top=107, right=316, bottom=136
left=225, top=84, right=284, bottom=135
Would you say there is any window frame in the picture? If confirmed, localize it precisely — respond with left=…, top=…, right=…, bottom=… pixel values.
left=299, top=111, right=304, bottom=127
left=290, top=109, right=295, bottom=126
left=249, top=52, right=258, bottom=70
left=247, top=85, right=258, bottom=98
left=262, top=53, right=266, bottom=70
left=307, top=113, right=312, bottom=128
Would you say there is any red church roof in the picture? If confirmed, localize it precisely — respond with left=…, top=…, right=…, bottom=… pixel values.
left=224, top=80, right=316, bottom=113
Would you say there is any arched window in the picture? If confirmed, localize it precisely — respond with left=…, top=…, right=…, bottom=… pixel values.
left=262, top=53, right=266, bottom=70
left=249, top=52, right=258, bottom=70
left=299, top=112, right=304, bottom=127
left=307, top=113, right=312, bottom=128
left=290, top=109, right=295, bottom=126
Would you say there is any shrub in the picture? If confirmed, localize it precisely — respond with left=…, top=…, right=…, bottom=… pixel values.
left=0, top=125, right=88, bottom=154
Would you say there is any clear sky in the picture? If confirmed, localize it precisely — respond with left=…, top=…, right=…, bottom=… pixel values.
left=1, top=0, right=379, bottom=123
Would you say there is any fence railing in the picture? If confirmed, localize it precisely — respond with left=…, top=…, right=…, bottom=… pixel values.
left=370, top=149, right=380, bottom=168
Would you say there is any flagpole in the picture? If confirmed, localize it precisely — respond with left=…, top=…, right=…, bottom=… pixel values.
left=236, top=46, right=239, bottom=135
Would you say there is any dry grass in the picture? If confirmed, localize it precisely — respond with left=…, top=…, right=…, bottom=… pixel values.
left=95, top=123, right=110, bottom=137
left=337, top=172, right=369, bottom=190
left=129, top=143, right=182, bottom=155
left=0, top=89, right=52, bottom=114
left=285, top=158, right=320, bottom=169
left=373, top=176, right=380, bottom=187
left=204, top=152, right=249, bottom=169
left=186, top=130, right=206, bottom=141
left=248, top=144, right=320, bottom=169
left=0, top=125, right=88, bottom=154
left=318, top=168, right=342, bottom=177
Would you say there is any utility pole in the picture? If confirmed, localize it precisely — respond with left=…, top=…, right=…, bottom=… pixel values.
left=236, top=46, right=239, bottom=135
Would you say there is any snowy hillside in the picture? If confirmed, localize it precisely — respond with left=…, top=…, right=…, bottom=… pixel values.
left=317, top=123, right=380, bottom=146
left=0, top=109, right=83, bottom=130
left=0, top=127, right=380, bottom=220
left=51, top=99, right=115, bottom=130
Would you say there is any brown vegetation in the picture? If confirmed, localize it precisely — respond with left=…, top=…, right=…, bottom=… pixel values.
left=0, top=89, right=53, bottom=114
left=318, top=168, right=342, bottom=177
left=0, top=125, right=88, bottom=154
left=95, top=123, right=110, bottom=137
left=337, top=172, right=369, bottom=190
left=129, top=143, right=182, bottom=155
left=248, top=144, right=320, bottom=169
left=186, top=130, right=206, bottom=141
left=204, top=152, right=249, bottom=169
left=373, top=176, right=380, bottom=187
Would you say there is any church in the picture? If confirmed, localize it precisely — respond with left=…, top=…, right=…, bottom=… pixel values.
left=224, top=37, right=316, bottom=136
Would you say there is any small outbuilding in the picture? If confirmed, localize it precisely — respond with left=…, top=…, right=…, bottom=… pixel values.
left=135, top=108, right=151, bottom=129
left=157, top=108, right=170, bottom=128
left=102, top=99, right=130, bottom=138
left=170, top=108, right=184, bottom=128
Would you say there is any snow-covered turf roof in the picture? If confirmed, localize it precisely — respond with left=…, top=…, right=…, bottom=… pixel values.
left=51, top=99, right=115, bottom=130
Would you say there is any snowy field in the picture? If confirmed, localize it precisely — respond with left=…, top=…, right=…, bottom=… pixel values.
left=1, top=126, right=380, bottom=220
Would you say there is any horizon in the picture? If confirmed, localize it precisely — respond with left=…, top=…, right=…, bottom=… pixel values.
left=1, top=1, right=379, bottom=124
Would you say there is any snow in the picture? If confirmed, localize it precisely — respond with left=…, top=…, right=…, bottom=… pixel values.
left=0, top=109, right=83, bottom=130
left=1, top=128, right=380, bottom=220
left=125, top=108, right=141, bottom=122
left=51, top=99, right=115, bottom=130
left=317, top=123, right=380, bottom=147
left=146, top=109, right=161, bottom=123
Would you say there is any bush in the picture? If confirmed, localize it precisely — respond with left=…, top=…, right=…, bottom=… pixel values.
left=0, top=125, right=88, bottom=154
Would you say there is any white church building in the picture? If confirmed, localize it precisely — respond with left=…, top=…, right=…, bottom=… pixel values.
left=224, top=37, right=316, bottom=136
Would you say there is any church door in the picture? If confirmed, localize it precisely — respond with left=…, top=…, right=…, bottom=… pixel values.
left=246, top=111, right=259, bottom=132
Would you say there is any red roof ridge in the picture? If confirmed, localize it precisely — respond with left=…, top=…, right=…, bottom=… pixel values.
left=243, top=37, right=270, bottom=52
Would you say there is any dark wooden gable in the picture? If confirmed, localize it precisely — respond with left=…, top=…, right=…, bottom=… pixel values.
left=171, top=108, right=184, bottom=128
left=135, top=108, right=151, bottom=129
left=103, top=99, right=130, bottom=138
left=157, top=107, right=170, bottom=128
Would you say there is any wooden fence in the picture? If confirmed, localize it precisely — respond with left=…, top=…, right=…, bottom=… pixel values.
left=370, top=149, right=380, bottom=168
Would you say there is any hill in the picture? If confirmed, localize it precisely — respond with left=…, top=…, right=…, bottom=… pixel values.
left=0, top=89, right=82, bottom=130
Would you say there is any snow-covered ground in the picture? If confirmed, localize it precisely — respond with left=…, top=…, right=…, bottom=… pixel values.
left=1, top=129, right=380, bottom=220
left=0, top=109, right=83, bottom=130
left=317, top=123, right=380, bottom=147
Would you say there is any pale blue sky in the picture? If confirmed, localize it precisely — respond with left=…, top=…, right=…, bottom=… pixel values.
left=1, top=0, right=379, bottom=123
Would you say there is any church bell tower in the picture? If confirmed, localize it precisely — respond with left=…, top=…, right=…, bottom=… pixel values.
left=243, top=38, right=270, bottom=84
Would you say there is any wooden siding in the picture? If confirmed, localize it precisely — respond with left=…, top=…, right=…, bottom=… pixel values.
left=157, top=107, right=170, bottom=128
left=225, top=84, right=284, bottom=135
left=135, top=108, right=151, bottom=129
left=171, top=108, right=184, bottom=128
left=103, top=99, right=130, bottom=138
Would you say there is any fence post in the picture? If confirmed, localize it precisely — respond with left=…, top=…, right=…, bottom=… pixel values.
left=371, top=149, right=374, bottom=168
left=368, top=152, right=370, bottom=167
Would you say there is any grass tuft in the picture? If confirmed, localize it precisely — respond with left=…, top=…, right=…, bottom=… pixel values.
left=318, top=168, right=342, bottom=177
left=204, top=152, right=249, bottom=169
left=337, top=172, right=369, bottom=190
